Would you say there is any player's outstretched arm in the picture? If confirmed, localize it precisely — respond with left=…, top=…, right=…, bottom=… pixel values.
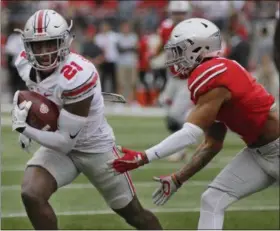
left=107, top=87, right=231, bottom=174
left=174, top=122, right=227, bottom=183
left=151, top=122, right=227, bottom=205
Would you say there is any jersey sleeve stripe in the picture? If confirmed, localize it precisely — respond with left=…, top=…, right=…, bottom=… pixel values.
left=63, top=72, right=98, bottom=97
left=189, top=63, right=225, bottom=90
left=193, top=67, right=227, bottom=98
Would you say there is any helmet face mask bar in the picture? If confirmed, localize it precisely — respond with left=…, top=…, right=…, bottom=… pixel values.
left=24, top=30, right=73, bottom=71
left=14, top=10, right=74, bottom=71
left=165, top=39, right=199, bottom=76
left=28, top=39, right=62, bottom=70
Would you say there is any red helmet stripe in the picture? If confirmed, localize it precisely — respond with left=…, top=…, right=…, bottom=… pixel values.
left=37, top=10, right=45, bottom=33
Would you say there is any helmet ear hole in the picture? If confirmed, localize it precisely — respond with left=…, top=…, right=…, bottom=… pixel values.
left=205, top=46, right=210, bottom=50
left=187, top=39, right=194, bottom=45
left=195, top=55, right=203, bottom=63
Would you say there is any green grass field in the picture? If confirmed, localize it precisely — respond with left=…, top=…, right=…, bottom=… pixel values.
left=1, top=116, right=279, bottom=230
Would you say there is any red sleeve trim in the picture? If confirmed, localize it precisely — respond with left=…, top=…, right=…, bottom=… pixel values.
left=63, top=73, right=98, bottom=97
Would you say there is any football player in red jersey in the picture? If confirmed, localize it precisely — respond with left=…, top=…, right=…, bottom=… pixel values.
left=107, top=18, right=279, bottom=229
left=153, top=1, right=193, bottom=162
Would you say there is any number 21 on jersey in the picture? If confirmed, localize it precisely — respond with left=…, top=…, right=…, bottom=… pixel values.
left=61, top=61, right=83, bottom=80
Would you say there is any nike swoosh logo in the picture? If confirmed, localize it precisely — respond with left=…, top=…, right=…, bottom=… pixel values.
left=69, top=129, right=82, bottom=139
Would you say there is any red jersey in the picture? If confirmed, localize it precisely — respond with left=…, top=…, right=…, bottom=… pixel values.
left=157, top=18, right=175, bottom=45
left=188, top=57, right=275, bottom=145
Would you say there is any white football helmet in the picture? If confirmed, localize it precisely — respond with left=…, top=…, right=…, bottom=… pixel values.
left=15, top=9, right=73, bottom=71
left=164, top=18, right=222, bottom=77
left=168, top=1, right=191, bottom=13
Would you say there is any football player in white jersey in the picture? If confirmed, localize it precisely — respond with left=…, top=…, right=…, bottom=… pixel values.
left=11, top=9, right=162, bottom=230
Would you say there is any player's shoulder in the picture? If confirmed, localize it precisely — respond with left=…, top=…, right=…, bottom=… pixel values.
left=188, top=57, right=230, bottom=99
left=15, top=50, right=29, bottom=68
left=14, top=50, right=31, bottom=81
left=193, top=57, right=229, bottom=74
left=58, top=52, right=98, bottom=91
left=188, top=57, right=229, bottom=84
left=58, top=52, right=99, bottom=103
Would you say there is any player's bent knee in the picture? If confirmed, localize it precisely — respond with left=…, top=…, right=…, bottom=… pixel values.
left=200, top=188, right=216, bottom=212
left=21, top=166, right=57, bottom=205
left=21, top=180, right=48, bottom=206
left=21, top=189, right=44, bottom=206
left=200, top=187, right=237, bottom=213
left=21, top=184, right=47, bottom=206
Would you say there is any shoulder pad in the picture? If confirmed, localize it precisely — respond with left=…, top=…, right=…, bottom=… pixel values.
left=60, top=53, right=99, bottom=104
left=188, top=58, right=228, bottom=101
left=14, top=50, right=28, bottom=67
left=14, top=50, right=31, bottom=82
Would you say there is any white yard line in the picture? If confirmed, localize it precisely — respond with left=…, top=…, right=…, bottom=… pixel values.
left=1, top=164, right=223, bottom=172
left=2, top=181, right=210, bottom=192
left=0, top=164, right=224, bottom=172
left=1, top=104, right=167, bottom=120
left=1, top=159, right=233, bottom=172
left=141, top=163, right=229, bottom=169
left=2, top=206, right=279, bottom=218
left=2, top=181, right=278, bottom=191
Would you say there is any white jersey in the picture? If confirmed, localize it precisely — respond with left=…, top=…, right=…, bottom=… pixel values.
left=15, top=51, right=115, bottom=153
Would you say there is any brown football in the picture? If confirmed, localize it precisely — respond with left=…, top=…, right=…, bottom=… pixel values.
left=18, top=90, right=59, bottom=131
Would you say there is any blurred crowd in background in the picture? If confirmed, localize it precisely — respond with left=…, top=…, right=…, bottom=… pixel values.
left=1, top=0, right=279, bottom=106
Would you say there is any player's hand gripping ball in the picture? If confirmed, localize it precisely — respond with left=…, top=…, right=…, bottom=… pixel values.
left=17, top=90, right=59, bottom=131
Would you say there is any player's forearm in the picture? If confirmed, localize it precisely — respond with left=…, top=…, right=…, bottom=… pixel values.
left=23, top=109, right=87, bottom=153
left=175, top=142, right=221, bottom=184
left=23, top=125, right=74, bottom=153
left=145, top=122, right=203, bottom=162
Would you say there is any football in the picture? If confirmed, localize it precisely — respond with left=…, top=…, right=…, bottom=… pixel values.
left=17, top=90, right=59, bottom=131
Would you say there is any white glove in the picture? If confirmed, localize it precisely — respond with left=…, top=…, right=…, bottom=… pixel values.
left=152, top=174, right=182, bottom=206
left=18, top=134, right=32, bottom=153
left=11, top=91, right=32, bottom=132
